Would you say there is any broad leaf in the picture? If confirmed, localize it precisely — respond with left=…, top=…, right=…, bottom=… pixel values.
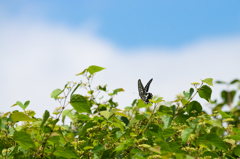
left=88, top=65, right=105, bottom=75
left=234, top=145, right=240, bottom=156
left=137, top=99, right=152, bottom=108
left=221, top=90, right=236, bottom=104
left=70, top=94, right=91, bottom=114
left=206, top=133, right=227, bottom=151
left=51, top=89, right=63, bottom=100
left=161, top=115, right=172, bottom=128
left=201, top=78, right=213, bottom=86
left=158, top=105, right=173, bottom=117
left=13, top=131, right=36, bottom=150
left=186, top=101, right=202, bottom=115
left=198, top=85, right=212, bottom=102
left=11, top=112, right=36, bottom=122
left=15, top=101, right=28, bottom=110
left=181, top=128, right=193, bottom=143
left=62, top=109, right=72, bottom=123
left=218, top=110, right=230, bottom=118
left=53, top=146, right=78, bottom=158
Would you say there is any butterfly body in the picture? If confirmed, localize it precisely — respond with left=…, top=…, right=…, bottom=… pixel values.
left=138, top=78, right=153, bottom=104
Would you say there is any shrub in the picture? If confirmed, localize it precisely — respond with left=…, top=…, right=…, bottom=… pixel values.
left=0, top=65, right=240, bottom=158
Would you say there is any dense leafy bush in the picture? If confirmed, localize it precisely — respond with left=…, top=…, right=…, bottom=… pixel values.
left=0, top=65, right=240, bottom=159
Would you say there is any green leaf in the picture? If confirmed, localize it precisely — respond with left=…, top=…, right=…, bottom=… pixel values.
left=131, top=148, right=143, bottom=154
left=115, top=112, right=128, bottom=118
left=206, top=133, right=227, bottom=151
left=181, top=98, right=189, bottom=105
left=233, top=128, right=240, bottom=135
left=100, top=109, right=117, bottom=120
left=230, top=79, right=240, bottom=84
left=76, top=69, right=87, bottom=76
left=99, top=85, right=107, bottom=91
left=221, top=90, right=236, bottom=104
left=51, top=88, right=63, bottom=100
left=234, top=145, right=240, bottom=156
left=183, top=88, right=194, bottom=100
left=149, top=97, right=163, bottom=103
left=40, top=110, right=50, bottom=128
left=169, top=142, right=184, bottom=154
left=0, top=142, right=4, bottom=155
left=70, top=83, right=81, bottom=97
left=80, top=121, right=97, bottom=137
left=161, top=115, right=172, bottom=128
left=213, top=103, right=225, bottom=111
left=88, top=65, right=105, bottom=75
left=231, top=135, right=240, bottom=141
left=113, top=88, right=124, bottom=95
left=149, top=146, right=161, bottom=154
left=53, top=146, right=78, bottom=158
left=131, top=99, right=137, bottom=106
left=10, top=112, right=36, bottom=122
left=158, top=105, right=173, bottom=117
left=201, top=78, right=213, bottom=86
left=149, top=124, right=163, bottom=140
left=62, top=109, right=72, bottom=123
left=218, top=110, right=230, bottom=118
left=99, top=112, right=110, bottom=120
left=78, top=114, right=91, bottom=120
left=120, top=116, right=129, bottom=126
left=198, top=85, right=212, bottom=102
left=155, top=141, right=171, bottom=155
left=70, top=94, right=91, bottom=114
left=186, top=101, right=202, bottom=115
left=181, top=128, right=193, bottom=143
left=202, top=151, right=219, bottom=158
left=16, top=101, right=28, bottom=110
left=13, top=131, right=36, bottom=150
left=124, top=107, right=132, bottom=110
left=163, top=127, right=175, bottom=139
left=24, top=101, right=30, bottom=108
left=115, top=139, right=135, bottom=151
left=209, top=120, right=222, bottom=128
left=137, top=99, right=152, bottom=108
left=93, top=144, right=105, bottom=154
left=216, top=80, right=226, bottom=84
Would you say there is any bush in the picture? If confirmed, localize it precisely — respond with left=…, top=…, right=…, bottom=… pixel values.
left=0, top=65, right=240, bottom=159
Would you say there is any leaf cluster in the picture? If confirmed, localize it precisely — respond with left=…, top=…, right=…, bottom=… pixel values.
left=1, top=66, right=240, bottom=158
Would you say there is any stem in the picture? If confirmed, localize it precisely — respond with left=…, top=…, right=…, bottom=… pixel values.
left=141, top=103, right=158, bottom=134
left=226, top=84, right=232, bottom=108
left=173, top=82, right=203, bottom=120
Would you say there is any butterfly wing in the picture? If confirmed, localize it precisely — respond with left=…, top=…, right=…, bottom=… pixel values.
left=138, top=79, right=146, bottom=102
left=144, top=78, right=153, bottom=93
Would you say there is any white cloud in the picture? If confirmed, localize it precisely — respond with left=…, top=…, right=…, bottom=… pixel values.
left=1, top=17, right=240, bottom=122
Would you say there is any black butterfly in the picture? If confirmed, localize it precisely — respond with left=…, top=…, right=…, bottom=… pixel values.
left=138, top=78, right=153, bottom=104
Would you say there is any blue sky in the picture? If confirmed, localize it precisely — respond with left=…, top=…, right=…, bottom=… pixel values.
left=1, top=0, right=240, bottom=48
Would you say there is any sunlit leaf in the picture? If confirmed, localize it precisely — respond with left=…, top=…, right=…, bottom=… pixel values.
left=88, top=65, right=105, bottom=75
left=181, top=128, right=193, bottom=143
left=201, top=78, right=213, bottom=86
left=11, top=112, right=36, bottom=122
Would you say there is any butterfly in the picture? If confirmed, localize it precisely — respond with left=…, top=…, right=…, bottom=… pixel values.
left=138, top=78, right=153, bottom=104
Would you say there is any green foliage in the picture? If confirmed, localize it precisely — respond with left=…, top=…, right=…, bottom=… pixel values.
left=1, top=66, right=240, bottom=158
